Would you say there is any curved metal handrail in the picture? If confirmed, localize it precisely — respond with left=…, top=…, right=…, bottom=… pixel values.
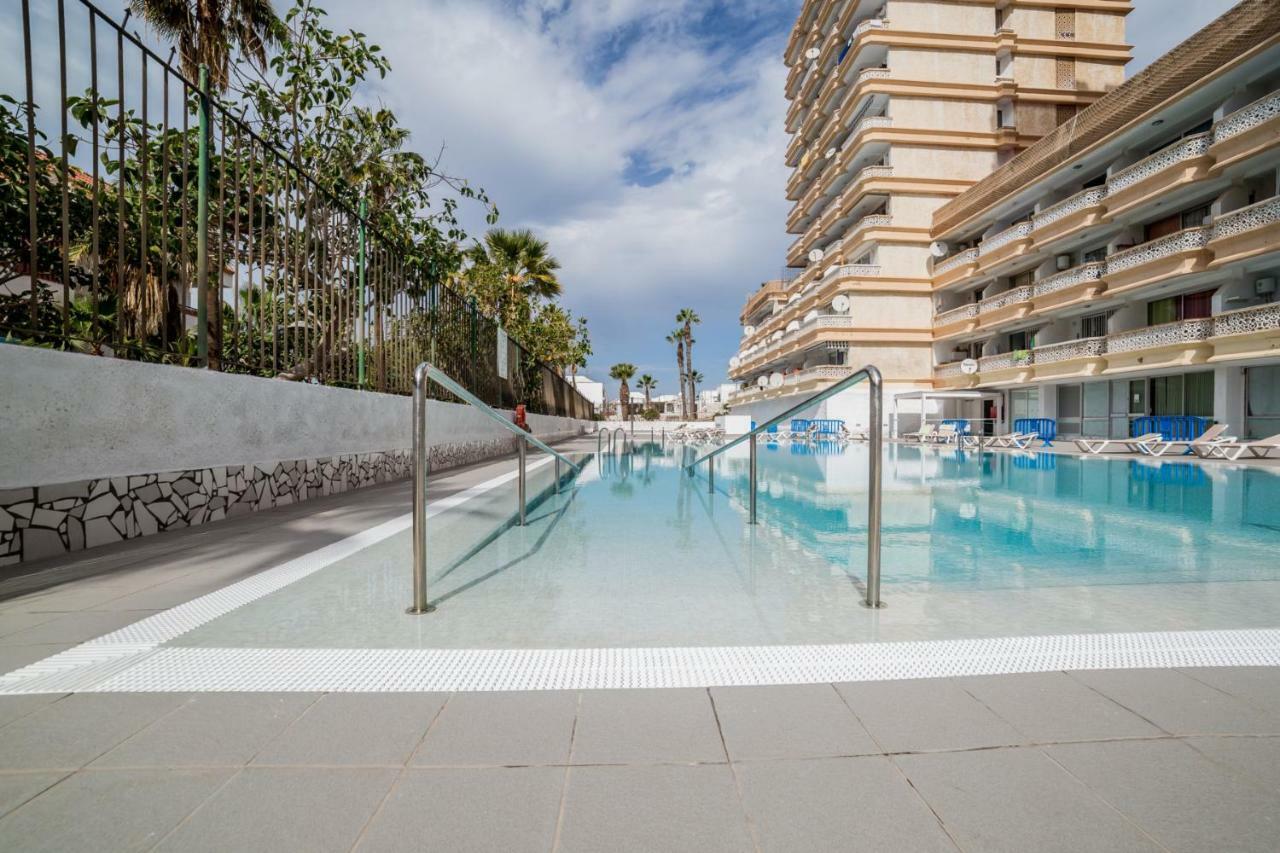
left=409, top=361, right=583, bottom=614
left=685, top=364, right=884, bottom=607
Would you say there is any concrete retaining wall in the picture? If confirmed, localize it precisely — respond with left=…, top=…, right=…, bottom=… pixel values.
left=0, top=346, right=589, bottom=564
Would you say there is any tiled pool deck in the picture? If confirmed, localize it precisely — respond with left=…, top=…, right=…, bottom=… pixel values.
left=1, top=441, right=1278, bottom=850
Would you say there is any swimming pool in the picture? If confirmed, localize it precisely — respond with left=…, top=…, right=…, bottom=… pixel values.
left=6, top=442, right=1280, bottom=693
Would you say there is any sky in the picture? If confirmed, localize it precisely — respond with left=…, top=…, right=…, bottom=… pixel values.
left=73, top=0, right=1239, bottom=398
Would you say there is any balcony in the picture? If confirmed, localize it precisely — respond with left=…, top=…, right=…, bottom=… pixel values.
left=932, top=303, right=979, bottom=338
left=1102, top=317, right=1213, bottom=375
left=977, top=285, right=1033, bottom=328
left=932, top=248, right=978, bottom=288
left=1030, top=187, right=1108, bottom=248
left=976, top=221, right=1034, bottom=270
left=1209, top=301, right=1280, bottom=364
left=1207, top=196, right=1280, bottom=269
left=1031, top=337, right=1106, bottom=381
left=1104, top=133, right=1213, bottom=219
left=1031, top=261, right=1106, bottom=314
left=975, top=350, right=1034, bottom=385
left=1102, top=226, right=1211, bottom=294
left=1209, top=90, right=1280, bottom=172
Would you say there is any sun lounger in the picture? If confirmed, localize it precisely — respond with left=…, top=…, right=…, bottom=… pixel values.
left=902, top=425, right=936, bottom=443
left=987, top=431, right=1029, bottom=448
left=1008, top=432, right=1040, bottom=449
left=1074, top=433, right=1161, bottom=455
left=1206, top=433, right=1280, bottom=460
left=1143, top=424, right=1232, bottom=457
left=931, top=424, right=959, bottom=445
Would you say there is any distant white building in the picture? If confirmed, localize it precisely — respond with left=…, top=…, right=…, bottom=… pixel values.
left=697, top=383, right=737, bottom=419
left=568, top=375, right=604, bottom=414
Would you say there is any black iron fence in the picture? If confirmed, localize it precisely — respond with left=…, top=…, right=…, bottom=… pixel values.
left=2, top=0, right=594, bottom=421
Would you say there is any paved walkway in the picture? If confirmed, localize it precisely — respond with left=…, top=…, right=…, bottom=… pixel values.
left=1, top=443, right=1278, bottom=850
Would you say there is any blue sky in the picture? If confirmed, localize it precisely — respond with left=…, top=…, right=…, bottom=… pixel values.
left=319, top=0, right=1237, bottom=398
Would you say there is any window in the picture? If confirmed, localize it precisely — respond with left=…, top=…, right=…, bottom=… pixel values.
left=1246, top=365, right=1280, bottom=438
left=1147, top=289, right=1216, bottom=325
left=1057, top=384, right=1082, bottom=436
left=1082, top=246, right=1107, bottom=263
left=1055, top=57, right=1076, bottom=89
left=1009, top=330, right=1035, bottom=351
left=1145, top=212, right=1181, bottom=241
left=1151, top=372, right=1214, bottom=417
left=1055, top=8, right=1076, bottom=40
left=1080, top=312, right=1108, bottom=338
left=1180, top=204, right=1211, bottom=229
left=1010, top=388, right=1039, bottom=424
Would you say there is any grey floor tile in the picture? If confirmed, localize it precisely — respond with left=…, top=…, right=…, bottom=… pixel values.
left=897, top=747, right=1160, bottom=853
left=0, top=610, right=155, bottom=647
left=0, top=694, right=65, bottom=729
left=1180, top=666, right=1280, bottom=713
left=356, top=766, right=565, bottom=852
left=1070, top=669, right=1280, bottom=735
left=711, top=684, right=878, bottom=760
left=0, top=693, right=188, bottom=769
left=0, top=768, right=231, bottom=853
left=737, top=756, right=958, bottom=851
left=557, top=764, right=753, bottom=853
left=0, top=644, right=74, bottom=676
left=93, top=693, right=319, bottom=767
left=1186, top=735, right=1280, bottom=791
left=155, top=767, right=397, bottom=853
left=255, top=693, right=445, bottom=766
left=572, top=688, right=724, bottom=764
left=0, top=772, right=68, bottom=820
left=0, top=611, right=61, bottom=639
left=1048, top=739, right=1280, bottom=853
left=412, top=691, right=576, bottom=767
left=958, top=671, right=1161, bottom=743
left=835, top=678, right=1025, bottom=753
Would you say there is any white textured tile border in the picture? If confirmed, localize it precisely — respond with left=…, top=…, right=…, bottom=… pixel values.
left=1, top=453, right=1277, bottom=693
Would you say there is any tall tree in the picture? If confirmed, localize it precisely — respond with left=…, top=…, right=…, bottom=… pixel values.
left=665, top=328, right=687, bottom=418
left=610, top=362, right=636, bottom=419
left=128, top=0, right=282, bottom=92
left=637, top=374, right=657, bottom=412
left=677, top=308, right=700, bottom=419
left=465, top=228, right=561, bottom=328
left=567, top=316, right=591, bottom=379
left=689, top=370, right=704, bottom=417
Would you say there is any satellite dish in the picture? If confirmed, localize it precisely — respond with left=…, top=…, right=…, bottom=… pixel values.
left=808, top=248, right=825, bottom=263
left=729, top=356, right=740, bottom=368
left=757, top=375, right=769, bottom=388
left=805, top=47, right=820, bottom=60
left=832, top=294, right=851, bottom=313
left=743, top=325, right=755, bottom=336
left=960, top=358, right=979, bottom=375
left=825, top=147, right=837, bottom=159
left=804, top=309, right=819, bottom=322
left=769, top=372, right=784, bottom=388
left=929, top=241, right=950, bottom=258
left=786, top=320, right=801, bottom=333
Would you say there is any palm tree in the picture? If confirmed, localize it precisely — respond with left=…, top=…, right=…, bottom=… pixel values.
left=128, top=0, right=282, bottom=92
left=665, top=328, right=687, bottom=418
left=689, top=370, right=704, bottom=418
left=610, top=362, right=636, bottom=419
left=637, top=374, right=657, bottom=413
left=677, top=308, right=701, bottom=421
left=471, top=228, right=561, bottom=326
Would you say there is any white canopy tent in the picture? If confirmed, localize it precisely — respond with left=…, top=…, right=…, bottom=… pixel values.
left=890, top=389, right=1006, bottom=439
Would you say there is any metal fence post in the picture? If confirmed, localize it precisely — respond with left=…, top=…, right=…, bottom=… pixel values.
left=357, top=196, right=367, bottom=388
left=195, top=64, right=210, bottom=367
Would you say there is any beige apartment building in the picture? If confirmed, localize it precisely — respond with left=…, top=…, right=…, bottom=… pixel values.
left=928, top=0, right=1280, bottom=439
left=729, top=0, right=1131, bottom=426
left=731, top=0, right=1280, bottom=441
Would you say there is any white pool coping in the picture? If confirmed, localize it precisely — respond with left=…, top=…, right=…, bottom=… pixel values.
left=3, top=454, right=1278, bottom=694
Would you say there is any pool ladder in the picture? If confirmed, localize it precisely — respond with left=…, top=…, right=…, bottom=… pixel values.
left=684, top=364, right=885, bottom=608
left=408, top=362, right=583, bottom=615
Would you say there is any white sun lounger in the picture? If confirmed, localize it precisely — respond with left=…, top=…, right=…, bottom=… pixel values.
left=1206, top=433, right=1280, bottom=460
left=1143, top=424, right=1232, bottom=457
left=1074, top=433, right=1161, bottom=455
left=931, top=424, right=959, bottom=445
left=987, top=431, right=1030, bottom=448
left=902, top=425, right=936, bottom=443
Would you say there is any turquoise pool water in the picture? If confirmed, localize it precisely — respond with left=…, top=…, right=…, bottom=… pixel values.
left=171, top=443, right=1280, bottom=649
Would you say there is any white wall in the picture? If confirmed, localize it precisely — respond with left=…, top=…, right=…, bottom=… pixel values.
left=0, top=345, right=588, bottom=489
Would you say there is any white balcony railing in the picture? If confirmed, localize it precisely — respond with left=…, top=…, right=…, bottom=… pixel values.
left=978, top=350, right=1034, bottom=371
left=933, top=248, right=978, bottom=276
left=1104, top=227, right=1210, bottom=276
left=1105, top=318, right=1213, bottom=354
left=978, top=221, right=1032, bottom=257
left=933, top=303, right=978, bottom=327
left=934, top=361, right=967, bottom=379
left=784, top=364, right=856, bottom=386
left=1032, top=261, right=1105, bottom=298
left=1210, top=301, right=1280, bottom=338
left=978, top=285, right=1033, bottom=314
left=1210, top=196, right=1280, bottom=241
left=1033, top=337, right=1105, bottom=365
left=1032, top=187, right=1106, bottom=233
left=825, top=263, right=880, bottom=279
left=1106, top=133, right=1212, bottom=195
left=1212, top=90, right=1280, bottom=144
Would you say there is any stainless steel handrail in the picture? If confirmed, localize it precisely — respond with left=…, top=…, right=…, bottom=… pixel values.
left=611, top=427, right=627, bottom=453
left=685, top=364, right=885, bottom=608
left=409, top=361, right=583, bottom=615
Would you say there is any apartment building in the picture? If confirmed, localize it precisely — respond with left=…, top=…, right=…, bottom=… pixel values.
left=929, top=0, right=1280, bottom=439
left=728, top=0, right=1131, bottom=427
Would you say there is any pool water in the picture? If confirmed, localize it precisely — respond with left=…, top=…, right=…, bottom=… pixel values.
left=171, top=443, right=1280, bottom=649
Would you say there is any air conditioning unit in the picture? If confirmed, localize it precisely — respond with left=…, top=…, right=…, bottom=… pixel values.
left=1055, top=254, right=1072, bottom=270
left=1257, top=277, right=1277, bottom=296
